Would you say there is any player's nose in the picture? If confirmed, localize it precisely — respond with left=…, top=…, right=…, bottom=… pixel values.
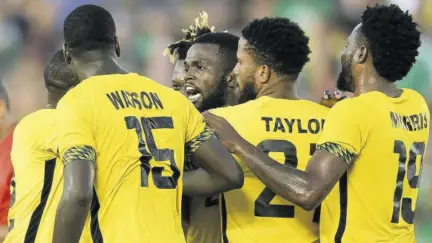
left=184, top=71, right=196, bottom=83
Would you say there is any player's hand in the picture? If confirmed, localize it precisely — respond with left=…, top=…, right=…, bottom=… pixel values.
left=203, top=112, right=245, bottom=153
left=320, top=90, right=346, bottom=108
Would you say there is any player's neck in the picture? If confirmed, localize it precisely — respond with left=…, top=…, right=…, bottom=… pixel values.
left=355, top=73, right=401, bottom=98
left=257, top=78, right=299, bottom=100
left=75, top=56, right=128, bottom=81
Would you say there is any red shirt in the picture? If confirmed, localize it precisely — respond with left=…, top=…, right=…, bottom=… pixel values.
left=0, top=128, right=13, bottom=225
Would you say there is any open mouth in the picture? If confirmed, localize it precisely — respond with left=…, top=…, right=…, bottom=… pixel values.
left=185, top=84, right=202, bottom=103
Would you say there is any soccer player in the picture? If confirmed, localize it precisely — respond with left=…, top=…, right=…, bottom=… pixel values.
left=163, top=11, right=214, bottom=92
left=0, top=81, right=14, bottom=242
left=52, top=5, right=243, bottom=243
left=164, top=12, right=217, bottom=241
left=206, top=4, right=426, bottom=243
left=184, top=32, right=239, bottom=112
left=4, top=50, right=80, bottom=243
left=182, top=31, right=240, bottom=243
left=198, top=17, right=326, bottom=243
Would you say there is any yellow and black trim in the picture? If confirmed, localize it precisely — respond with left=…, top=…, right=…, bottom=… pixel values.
left=63, top=145, right=96, bottom=165
left=317, top=142, right=356, bottom=164
left=184, top=125, right=213, bottom=171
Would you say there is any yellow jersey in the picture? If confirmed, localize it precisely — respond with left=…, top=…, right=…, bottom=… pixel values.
left=186, top=195, right=221, bottom=243
left=211, top=96, right=328, bottom=243
left=317, top=89, right=430, bottom=243
left=56, top=73, right=210, bottom=243
left=5, top=109, right=61, bottom=243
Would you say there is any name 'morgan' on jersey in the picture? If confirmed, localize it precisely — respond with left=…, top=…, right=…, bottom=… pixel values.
left=210, top=96, right=329, bottom=243
left=56, top=73, right=209, bottom=243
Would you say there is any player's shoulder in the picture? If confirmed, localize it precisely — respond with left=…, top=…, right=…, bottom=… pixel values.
left=17, top=109, right=56, bottom=132
left=209, top=99, right=258, bottom=118
left=340, top=88, right=428, bottom=110
left=14, top=109, right=57, bottom=143
left=331, top=95, right=364, bottom=112
left=298, top=99, right=330, bottom=115
left=86, top=72, right=186, bottom=103
left=401, top=88, right=429, bottom=107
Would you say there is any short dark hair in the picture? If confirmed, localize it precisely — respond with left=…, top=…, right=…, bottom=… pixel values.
left=64, top=4, right=116, bottom=53
left=44, top=51, right=79, bottom=93
left=164, top=11, right=214, bottom=63
left=242, top=17, right=310, bottom=77
left=360, top=4, right=421, bottom=82
left=193, top=32, right=239, bottom=70
left=0, top=81, right=9, bottom=110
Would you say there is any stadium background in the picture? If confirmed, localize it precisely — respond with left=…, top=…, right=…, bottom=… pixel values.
left=0, top=0, right=430, bottom=241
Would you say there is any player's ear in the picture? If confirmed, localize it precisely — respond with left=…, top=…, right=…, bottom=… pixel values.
left=354, top=45, right=368, bottom=64
left=257, top=65, right=270, bottom=84
left=114, top=36, right=120, bottom=57
left=226, top=72, right=237, bottom=89
left=63, top=43, right=72, bottom=64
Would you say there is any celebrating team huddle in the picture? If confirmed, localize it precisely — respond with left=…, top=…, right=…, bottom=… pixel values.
left=3, top=2, right=428, bottom=243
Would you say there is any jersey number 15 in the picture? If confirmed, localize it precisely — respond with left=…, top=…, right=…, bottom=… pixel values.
left=125, top=116, right=180, bottom=189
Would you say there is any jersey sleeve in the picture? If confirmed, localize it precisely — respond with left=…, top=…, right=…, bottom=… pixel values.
left=183, top=98, right=213, bottom=159
left=317, top=99, right=369, bottom=164
left=56, top=91, right=97, bottom=166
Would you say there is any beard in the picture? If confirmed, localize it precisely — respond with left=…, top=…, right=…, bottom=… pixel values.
left=336, top=56, right=355, bottom=93
left=197, top=74, right=228, bottom=112
left=237, top=80, right=257, bottom=104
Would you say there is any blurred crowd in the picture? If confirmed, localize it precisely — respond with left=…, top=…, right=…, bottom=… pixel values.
left=0, top=0, right=430, bottom=240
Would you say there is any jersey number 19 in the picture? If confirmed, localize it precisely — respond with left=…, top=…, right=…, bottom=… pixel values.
left=391, top=140, right=425, bottom=224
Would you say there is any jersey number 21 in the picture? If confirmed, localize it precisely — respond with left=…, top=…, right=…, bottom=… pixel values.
left=254, top=139, right=320, bottom=223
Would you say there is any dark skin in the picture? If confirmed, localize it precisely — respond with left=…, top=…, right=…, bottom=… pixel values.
left=182, top=43, right=241, bottom=197
left=172, top=59, right=186, bottom=93
left=52, top=37, right=128, bottom=243
left=234, top=37, right=299, bottom=101
left=46, top=89, right=68, bottom=109
left=180, top=42, right=239, bottom=238
left=183, top=43, right=242, bottom=196
left=320, top=90, right=347, bottom=108
left=54, top=37, right=243, bottom=243
left=184, top=43, right=238, bottom=111
left=204, top=24, right=404, bottom=211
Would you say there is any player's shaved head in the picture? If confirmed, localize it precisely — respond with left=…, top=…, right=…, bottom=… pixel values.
left=64, top=4, right=117, bottom=55
left=184, top=32, right=239, bottom=111
left=44, top=50, right=79, bottom=108
left=62, top=4, right=124, bottom=81
left=337, top=4, right=421, bottom=92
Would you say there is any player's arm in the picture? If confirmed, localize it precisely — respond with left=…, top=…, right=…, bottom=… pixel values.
left=183, top=129, right=244, bottom=196
left=53, top=95, right=96, bottom=243
left=228, top=140, right=350, bottom=210
left=181, top=101, right=243, bottom=196
left=204, top=101, right=361, bottom=211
